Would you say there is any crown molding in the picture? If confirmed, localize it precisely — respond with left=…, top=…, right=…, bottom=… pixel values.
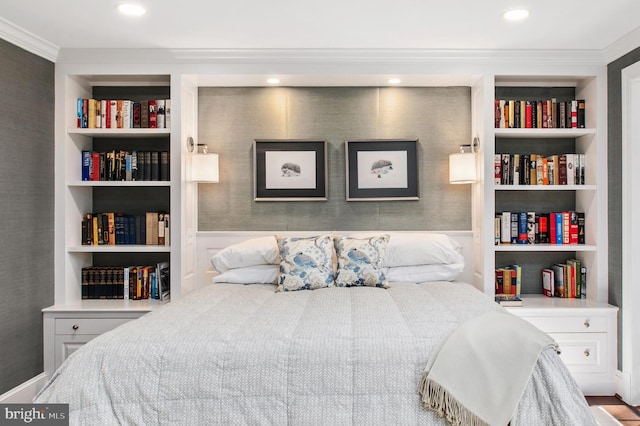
left=604, top=26, right=640, bottom=64
left=56, top=47, right=606, bottom=66
left=0, top=17, right=58, bottom=62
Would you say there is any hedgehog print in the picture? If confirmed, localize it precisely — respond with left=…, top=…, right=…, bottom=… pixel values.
left=371, top=159, right=393, bottom=178
left=281, top=162, right=301, bottom=177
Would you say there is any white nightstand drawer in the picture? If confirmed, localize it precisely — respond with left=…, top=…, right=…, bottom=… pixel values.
left=549, top=332, right=608, bottom=374
left=519, top=315, right=607, bottom=333
left=55, top=317, right=133, bottom=335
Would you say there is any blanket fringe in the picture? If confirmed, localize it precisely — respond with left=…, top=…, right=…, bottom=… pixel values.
left=419, top=373, right=489, bottom=426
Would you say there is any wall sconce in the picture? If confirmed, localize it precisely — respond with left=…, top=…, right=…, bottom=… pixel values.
left=190, top=140, right=219, bottom=183
left=449, top=137, right=479, bottom=184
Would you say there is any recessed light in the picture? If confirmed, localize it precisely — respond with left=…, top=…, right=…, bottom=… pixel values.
left=503, top=9, right=530, bottom=21
left=267, top=78, right=280, bottom=85
left=117, top=3, right=147, bottom=17
left=388, top=78, right=401, bottom=84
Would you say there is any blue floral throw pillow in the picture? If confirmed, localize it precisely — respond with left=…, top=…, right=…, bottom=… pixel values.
left=334, top=235, right=390, bottom=288
left=276, top=235, right=335, bottom=291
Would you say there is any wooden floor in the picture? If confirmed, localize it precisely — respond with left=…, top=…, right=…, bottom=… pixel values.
left=587, top=396, right=640, bottom=425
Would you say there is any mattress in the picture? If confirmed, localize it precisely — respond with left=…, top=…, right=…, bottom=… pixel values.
left=35, top=281, right=596, bottom=425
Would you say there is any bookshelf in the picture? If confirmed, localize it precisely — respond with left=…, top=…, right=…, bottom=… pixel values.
left=487, top=76, right=606, bottom=302
left=45, top=72, right=186, bottom=376
left=482, top=74, right=617, bottom=394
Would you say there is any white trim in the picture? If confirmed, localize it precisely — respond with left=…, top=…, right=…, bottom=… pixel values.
left=604, top=26, right=640, bottom=64
left=0, top=17, right=58, bottom=62
left=55, top=47, right=606, bottom=66
left=620, top=60, right=640, bottom=405
left=0, top=373, right=48, bottom=403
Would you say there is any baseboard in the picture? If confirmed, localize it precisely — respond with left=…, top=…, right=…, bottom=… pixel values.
left=0, top=373, right=48, bottom=403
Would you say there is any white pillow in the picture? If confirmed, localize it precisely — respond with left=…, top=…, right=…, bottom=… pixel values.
left=213, top=264, right=279, bottom=284
left=382, top=233, right=463, bottom=267
left=210, top=236, right=280, bottom=273
left=385, top=263, right=464, bottom=282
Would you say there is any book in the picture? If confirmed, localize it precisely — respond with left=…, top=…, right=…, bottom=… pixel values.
left=507, top=264, right=522, bottom=298
left=510, top=212, right=518, bottom=244
left=157, top=99, right=166, bottom=128
left=157, top=212, right=165, bottom=245
left=165, top=99, right=171, bottom=129
left=552, top=263, right=566, bottom=297
left=146, top=212, right=159, bottom=245
left=494, top=216, right=501, bottom=245
left=495, top=294, right=522, bottom=307
left=577, top=99, right=586, bottom=128
left=148, top=100, right=158, bottom=128
left=151, top=151, right=159, bottom=181
left=541, top=268, right=554, bottom=297
left=567, top=259, right=582, bottom=298
left=517, top=212, right=528, bottom=244
left=501, top=212, right=511, bottom=244
left=494, top=154, right=501, bottom=185
left=160, top=151, right=169, bottom=181
left=157, top=261, right=170, bottom=301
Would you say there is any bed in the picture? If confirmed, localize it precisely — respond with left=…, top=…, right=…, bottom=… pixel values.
left=35, top=232, right=597, bottom=425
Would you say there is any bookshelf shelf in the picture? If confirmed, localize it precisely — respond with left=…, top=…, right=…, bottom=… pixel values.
left=67, top=245, right=171, bottom=253
left=494, top=244, right=596, bottom=252
left=69, top=181, right=171, bottom=187
left=494, top=128, right=596, bottom=138
left=68, top=128, right=170, bottom=138
left=495, top=185, right=596, bottom=191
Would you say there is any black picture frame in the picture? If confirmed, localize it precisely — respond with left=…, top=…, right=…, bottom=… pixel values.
left=345, top=139, right=419, bottom=201
left=254, top=139, right=328, bottom=201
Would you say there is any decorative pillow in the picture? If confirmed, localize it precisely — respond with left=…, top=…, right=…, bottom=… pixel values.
left=384, top=263, right=464, bottom=282
left=210, top=236, right=280, bottom=273
left=334, top=234, right=389, bottom=288
left=373, top=233, right=463, bottom=267
left=213, top=264, right=279, bottom=284
left=276, top=235, right=335, bottom=292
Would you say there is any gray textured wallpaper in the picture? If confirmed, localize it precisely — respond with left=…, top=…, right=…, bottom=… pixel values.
left=0, top=39, right=54, bottom=393
left=607, top=46, right=640, bottom=368
left=198, top=87, right=472, bottom=231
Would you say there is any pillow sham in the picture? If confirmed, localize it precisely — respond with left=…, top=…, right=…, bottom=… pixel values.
left=276, top=235, right=335, bottom=292
left=334, top=234, right=389, bottom=288
left=384, top=263, right=464, bottom=282
left=210, top=236, right=280, bottom=273
left=213, top=264, right=279, bottom=284
left=352, top=232, right=464, bottom=267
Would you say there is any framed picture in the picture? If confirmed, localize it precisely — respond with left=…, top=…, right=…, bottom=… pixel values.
left=254, top=139, right=328, bottom=201
left=345, top=139, right=419, bottom=201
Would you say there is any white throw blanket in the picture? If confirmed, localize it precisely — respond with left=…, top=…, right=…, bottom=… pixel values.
left=419, top=309, right=557, bottom=426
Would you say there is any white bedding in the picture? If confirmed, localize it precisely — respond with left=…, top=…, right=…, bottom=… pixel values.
left=36, top=281, right=596, bottom=425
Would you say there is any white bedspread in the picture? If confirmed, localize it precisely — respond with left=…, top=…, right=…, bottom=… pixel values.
left=36, top=282, right=596, bottom=426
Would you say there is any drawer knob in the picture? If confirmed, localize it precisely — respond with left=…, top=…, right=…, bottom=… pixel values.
left=72, top=324, right=79, bottom=331
left=584, top=350, right=590, bottom=357
left=584, top=321, right=590, bottom=328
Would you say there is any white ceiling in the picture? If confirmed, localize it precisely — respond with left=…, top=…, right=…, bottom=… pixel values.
left=0, top=0, right=639, bottom=53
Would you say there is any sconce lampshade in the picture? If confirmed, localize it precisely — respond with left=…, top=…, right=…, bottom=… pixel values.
left=449, top=152, right=477, bottom=184
left=192, top=153, right=219, bottom=183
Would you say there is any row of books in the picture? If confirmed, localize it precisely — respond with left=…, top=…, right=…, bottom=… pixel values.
left=494, top=211, right=585, bottom=245
left=495, top=153, right=586, bottom=186
left=494, top=98, right=585, bottom=129
left=82, top=150, right=169, bottom=181
left=77, top=98, right=170, bottom=129
left=494, top=265, right=522, bottom=306
left=542, top=259, right=586, bottom=299
left=81, top=212, right=170, bottom=246
left=81, top=262, right=169, bottom=300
